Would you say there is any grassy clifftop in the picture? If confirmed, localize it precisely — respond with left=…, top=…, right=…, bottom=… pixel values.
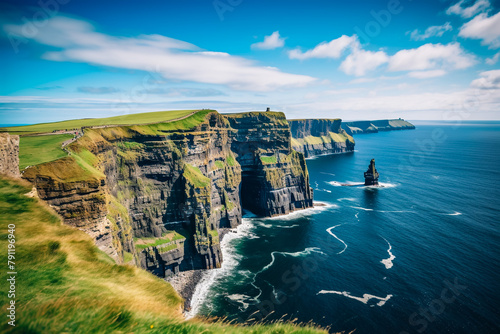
left=0, top=110, right=199, bottom=135
left=0, top=176, right=327, bottom=333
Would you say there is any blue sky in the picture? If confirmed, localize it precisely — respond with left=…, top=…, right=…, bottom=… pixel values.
left=1, top=0, right=500, bottom=123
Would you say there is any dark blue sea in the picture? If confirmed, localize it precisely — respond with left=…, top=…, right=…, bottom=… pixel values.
left=189, top=122, right=500, bottom=334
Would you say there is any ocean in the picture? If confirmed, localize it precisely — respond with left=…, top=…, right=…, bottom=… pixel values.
left=188, top=122, right=500, bottom=334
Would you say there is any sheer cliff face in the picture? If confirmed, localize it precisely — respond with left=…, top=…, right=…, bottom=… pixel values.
left=23, top=110, right=312, bottom=277
left=227, top=112, right=313, bottom=217
left=288, top=119, right=355, bottom=158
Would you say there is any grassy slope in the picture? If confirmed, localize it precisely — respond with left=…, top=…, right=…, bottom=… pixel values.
left=0, top=110, right=198, bottom=135
left=0, top=177, right=327, bottom=334
left=291, top=131, right=354, bottom=147
left=19, top=134, right=73, bottom=170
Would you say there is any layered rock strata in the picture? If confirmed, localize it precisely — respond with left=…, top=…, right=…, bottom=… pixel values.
left=288, top=119, right=355, bottom=158
left=0, top=133, right=20, bottom=178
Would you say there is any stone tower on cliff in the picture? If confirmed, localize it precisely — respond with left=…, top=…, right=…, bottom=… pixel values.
left=364, top=158, right=379, bottom=186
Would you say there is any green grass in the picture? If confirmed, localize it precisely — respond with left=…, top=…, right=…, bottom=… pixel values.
left=184, top=164, right=210, bottom=188
left=123, top=251, right=134, bottom=263
left=0, top=110, right=198, bottom=135
left=0, top=176, right=329, bottom=333
left=260, top=155, right=278, bottom=164
left=18, top=134, right=73, bottom=169
left=134, top=231, right=186, bottom=250
left=226, top=154, right=236, bottom=167
left=214, top=160, right=225, bottom=169
left=292, top=131, right=354, bottom=148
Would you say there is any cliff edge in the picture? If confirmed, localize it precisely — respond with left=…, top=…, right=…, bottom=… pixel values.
left=21, top=110, right=313, bottom=278
left=342, top=119, right=415, bottom=135
left=288, top=118, right=355, bottom=158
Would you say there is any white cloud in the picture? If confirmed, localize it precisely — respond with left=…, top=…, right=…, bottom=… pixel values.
left=339, top=48, right=389, bottom=76
left=251, top=31, right=285, bottom=50
left=486, top=52, right=500, bottom=64
left=446, top=0, right=491, bottom=18
left=459, top=12, right=500, bottom=48
left=288, top=35, right=358, bottom=60
left=408, top=70, right=447, bottom=79
left=408, top=22, right=453, bottom=41
left=388, top=43, right=476, bottom=72
left=4, top=17, right=315, bottom=92
left=470, top=70, right=500, bottom=89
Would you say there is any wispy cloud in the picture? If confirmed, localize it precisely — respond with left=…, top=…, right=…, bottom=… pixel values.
left=4, top=17, right=315, bottom=92
left=388, top=43, right=476, bottom=74
left=486, top=52, right=500, bottom=65
left=138, top=87, right=226, bottom=97
left=470, top=70, right=500, bottom=89
left=288, top=35, right=357, bottom=60
left=36, top=85, right=63, bottom=90
left=407, top=70, right=447, bottom=79
left=77, top=86, right=121, bottom=94
left=289, top=34, right=475, bottom=78
left=251, top=31, right=285, bottom=50
left=408, top=22, right=453, bottom=41
left=459, top=11, right=500, bottom=48
left=446, top=0, right=491, bottom=18
left=339, top=48, right=389, bottom=76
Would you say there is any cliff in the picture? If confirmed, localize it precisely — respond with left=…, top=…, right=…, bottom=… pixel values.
left=0, top=133, right=20, bottom=178
left=342, top=119, right=415, bottom=135
left=288, top=119, right=355, bottom=158
left=22, top=110, right=312, bottom=278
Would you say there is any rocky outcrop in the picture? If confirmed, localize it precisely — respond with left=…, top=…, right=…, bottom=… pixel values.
left=342, top=119, right=415, bottom=135
left=23, top=110, right=312, bottom=277
left=0, top=133, right=20, bottom=178
left=22, top=157, right=124, bottom=261
left=288, top=119, right=355, bottom=158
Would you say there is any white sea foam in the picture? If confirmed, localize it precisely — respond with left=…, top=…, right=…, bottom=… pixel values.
left=351, top=206, right=414, bottom=214
left=317, top=290, right=393, bottom=307
left=381, top=237, right=396, bottom=269
left=445, top=211, right=462, bottom=216
left=328, top=180, right=397, bottom=189
left=326, top=225, right=348, bottom=254
left=374, top=182, right=397, bottom=188
left=186, top=202, right=332, bottom=318
left=351, top=206, right=374, bottom=211
left=226, top=293, right=251, bottom=311
left=320, top=172, right=336, bottom=177
left=186, top=218, right=254, bottom=319
left=328, top=181, right=342, bottom=187
left=280, top=247, right=326, bottom=257
left=338, top=197, right=357, bottom=202
left=264, top=201, right=336, bottom=221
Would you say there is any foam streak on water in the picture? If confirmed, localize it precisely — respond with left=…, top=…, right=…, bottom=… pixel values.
left=326, top=225, right=348, bottom=254
left=380, top=237, right=396, bottom=269
left=317, top=290, right=393, bottom=307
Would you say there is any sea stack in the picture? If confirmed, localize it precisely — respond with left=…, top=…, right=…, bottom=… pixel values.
left=364, top=159, right=379, bottom=186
